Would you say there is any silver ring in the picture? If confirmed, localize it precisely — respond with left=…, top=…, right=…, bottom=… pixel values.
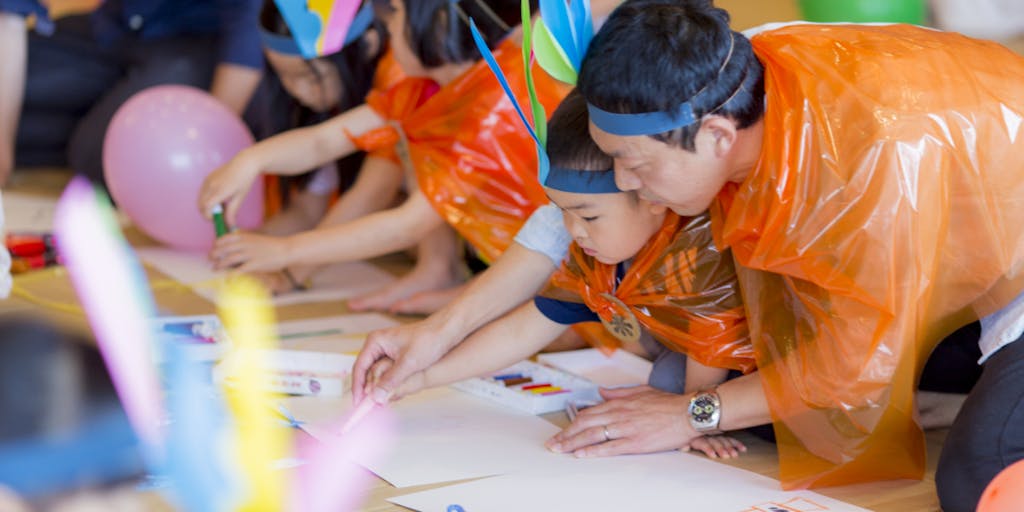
left=602, top=425, right=612, bottom=442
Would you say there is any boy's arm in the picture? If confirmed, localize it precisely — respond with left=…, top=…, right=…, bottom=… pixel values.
left=398, top=301, right=570, bottom=396
left=353, top=242, right=559, bottom=404
left=683, top=357, right=731, bottom=393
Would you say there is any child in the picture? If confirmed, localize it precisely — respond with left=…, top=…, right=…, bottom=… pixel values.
left=378, top=91, right=755, bottom=460
left=237, top=1, right=464, bottom=306
left=198, top=0, right=566, bottom=313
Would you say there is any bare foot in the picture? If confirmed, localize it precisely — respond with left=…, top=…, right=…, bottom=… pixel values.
left=389, top=283, right=468, bottom=315
left=250, top=271, right=295, bottom=295
left=917, top=390, right=968, bottom=429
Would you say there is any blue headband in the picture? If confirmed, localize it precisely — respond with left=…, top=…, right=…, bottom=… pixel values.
left=544, top=167, right=619, bottom=194
left=259, top=2, right=374, bottom=58
left=587, top=32, right=740, bottom=137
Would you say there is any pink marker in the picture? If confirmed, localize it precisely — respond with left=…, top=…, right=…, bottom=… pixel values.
left=339, top=398, right=379, bottom=436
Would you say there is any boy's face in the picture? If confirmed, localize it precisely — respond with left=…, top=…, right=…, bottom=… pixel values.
left=264, top=48, right=341, bottom=112
left=589, top=121, right=733, bottom=217
left=547, top=188, right=667, bottom=265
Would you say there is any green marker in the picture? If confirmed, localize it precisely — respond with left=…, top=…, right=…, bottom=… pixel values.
left=212, top=204, right=228, bottom=238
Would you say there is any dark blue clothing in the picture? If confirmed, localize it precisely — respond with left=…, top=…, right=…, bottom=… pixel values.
left=0, top=0, right=262, bottom=68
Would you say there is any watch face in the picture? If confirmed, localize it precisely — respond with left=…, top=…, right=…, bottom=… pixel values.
left=691, top=395, right=717, bottom=424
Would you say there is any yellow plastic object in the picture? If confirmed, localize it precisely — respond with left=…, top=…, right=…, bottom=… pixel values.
left=217, top=277, right=289, bottom=510
left=545, top=213, right=752, bottom=372
left=362, top=39, right=568, bottom=262
left=710, top=24, right=1024, bottom=488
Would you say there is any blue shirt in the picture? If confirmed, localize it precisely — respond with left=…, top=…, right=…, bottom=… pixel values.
left=1, top=0, right=262, bottom=69
left=535, top=262, right=626, bottom=325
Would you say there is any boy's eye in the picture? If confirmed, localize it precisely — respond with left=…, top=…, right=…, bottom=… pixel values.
left=581, top=216, right=599, bottom=222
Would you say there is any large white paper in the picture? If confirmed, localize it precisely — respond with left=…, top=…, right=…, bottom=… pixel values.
left=389, top=452, right=871, bottom=512
left=537, top=348, right=653, bottom=388
left=277, top=314, right=399, bottom=354
left=281, top=386, right=568, bottom=488
left=135, top=247, right=396, bottom=305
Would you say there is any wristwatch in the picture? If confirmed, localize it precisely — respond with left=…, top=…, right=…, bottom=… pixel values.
left=688, top=389, right=722, bottom=435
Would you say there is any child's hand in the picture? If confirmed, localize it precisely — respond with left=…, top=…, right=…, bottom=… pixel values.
left=210, top=232, right=293, bottom=272
left=683, top=434, right=746, bottom=460
left=197, top=150, right=261, bottom=225
left=362, top=356, right=427, bottom=403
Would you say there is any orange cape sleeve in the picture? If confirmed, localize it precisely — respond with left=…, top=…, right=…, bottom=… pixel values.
left=712, top=24, right=1024, bottom=488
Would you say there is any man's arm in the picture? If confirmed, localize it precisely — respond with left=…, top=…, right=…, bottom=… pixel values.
left=209, top=63, right=262, bottom=115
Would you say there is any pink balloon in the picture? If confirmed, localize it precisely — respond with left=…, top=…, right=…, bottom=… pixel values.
left=103, top=85, right=264, bottom=251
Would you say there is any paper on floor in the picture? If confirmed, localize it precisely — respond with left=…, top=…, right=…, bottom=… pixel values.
left=537, top=348, right=652, bottom=388
left=135, top=247, right=396, bottom=306
left=389, top=451, right=871, bottom=512
left=276, top=313, right=399, bottom=354
left=281, top=386, right=567, bottom=488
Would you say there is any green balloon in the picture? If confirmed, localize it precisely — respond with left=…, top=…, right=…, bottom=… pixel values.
left=798, top=0, right=926, bottom=25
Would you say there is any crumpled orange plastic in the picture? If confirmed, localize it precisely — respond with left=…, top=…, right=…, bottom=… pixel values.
left=544, top=213, right=752, bottom=372
left=363, top=38, right=567, bottom=263
left=710, top=24, right=1024, bottom=489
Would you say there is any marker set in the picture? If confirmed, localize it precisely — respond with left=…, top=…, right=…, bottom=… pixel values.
left=451, top=360, right=600, bottom=414
left=151, top=314, right=231, bottom=362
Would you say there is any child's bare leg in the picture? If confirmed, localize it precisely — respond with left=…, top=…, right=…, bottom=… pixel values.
left=348, top=223, right=466, bottom=312
left=388, top=281, right=468, bottom=315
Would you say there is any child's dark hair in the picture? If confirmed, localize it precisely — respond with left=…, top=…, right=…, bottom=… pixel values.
left=547, top=90, right=613, bottom=173
left=372, top=0, right=531, bottom=68
left=578, top=0, right=764, bottom=152
left=258, top=0, right=384, bottom=201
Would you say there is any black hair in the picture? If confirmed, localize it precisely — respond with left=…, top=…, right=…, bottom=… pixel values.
left=258, top=0, right=385, bottom=202
left=547, top=89, right=613, bottom=173
left=372, top=0, right=530, bottom=68
left=578, top=0, right=764, bottom=152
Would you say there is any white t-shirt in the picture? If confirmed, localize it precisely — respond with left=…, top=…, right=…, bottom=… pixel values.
left=513, top=203, right=571, bottom=266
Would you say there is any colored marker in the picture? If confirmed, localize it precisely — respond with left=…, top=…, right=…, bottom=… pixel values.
left=527, top=386, right=560, bottom=394
left=279, top=328, right=345, bottom=340
left=211, top=204, right=228, bottom=238
left=541, top=389, right=570, bottom=396
left=502, top=377, right=533, bottom=387
left=339, top=398, right=377, bottom=436
left=492, top=373, right=523, bottom=381
left=521, top=382, right=553, bottom=391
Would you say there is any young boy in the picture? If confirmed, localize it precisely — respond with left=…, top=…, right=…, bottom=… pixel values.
left=377, top=91, right=754, bottom=459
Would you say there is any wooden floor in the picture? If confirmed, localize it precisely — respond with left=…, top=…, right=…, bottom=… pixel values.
left=11, top=1, right=1024, bottom=510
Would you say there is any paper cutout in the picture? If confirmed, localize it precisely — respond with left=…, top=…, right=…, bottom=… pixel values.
left=532, top=19, right=578, bottom=85
left=275, top=0, right=363, bottom=58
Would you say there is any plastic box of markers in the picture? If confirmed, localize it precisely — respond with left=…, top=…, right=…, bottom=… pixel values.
left=450, top=360, right=601, bottom=415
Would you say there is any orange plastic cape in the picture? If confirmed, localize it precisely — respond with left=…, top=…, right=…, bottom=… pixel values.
left=346, top=50, right=425, bottom=165
left=710, top=24, right=1024, bottom=488
left=543, top=213, right=752, bottom=371
left=358, top=39, right=567, bottom=262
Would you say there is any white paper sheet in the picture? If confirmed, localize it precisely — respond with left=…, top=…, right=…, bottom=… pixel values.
left=389, top=452, right=871, bottom=512
left=3, top=192, right=58, bottom=233
left=281, top=386, right=568, bottom=488
left=537, top=348, right=652, bottom=388
left=276, top=314, right=399, bottom=354
left=135, top=247, right=396, bottom=305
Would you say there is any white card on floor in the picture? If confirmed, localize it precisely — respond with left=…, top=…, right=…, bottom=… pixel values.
left=135, top=247, right=396, bottom=305
left=389, top=451, right=871, bottom=512
left=280, top=386, right=566, bottom=488
left=3, top=192, right=58, bottom=233
left=537, top=348, right=652, bottom=388
left=277, top=314, right=399, bottom=353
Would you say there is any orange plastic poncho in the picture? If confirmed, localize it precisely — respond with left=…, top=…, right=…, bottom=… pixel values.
left=711, top=24, right=1024, bottom=489
left=355, top=39, right=567, bottom=262
left=544, top=213, right=753, bottom=371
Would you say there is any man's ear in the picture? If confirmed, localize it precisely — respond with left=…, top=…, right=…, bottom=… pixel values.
left=701, top=115, right=738, bottom=158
